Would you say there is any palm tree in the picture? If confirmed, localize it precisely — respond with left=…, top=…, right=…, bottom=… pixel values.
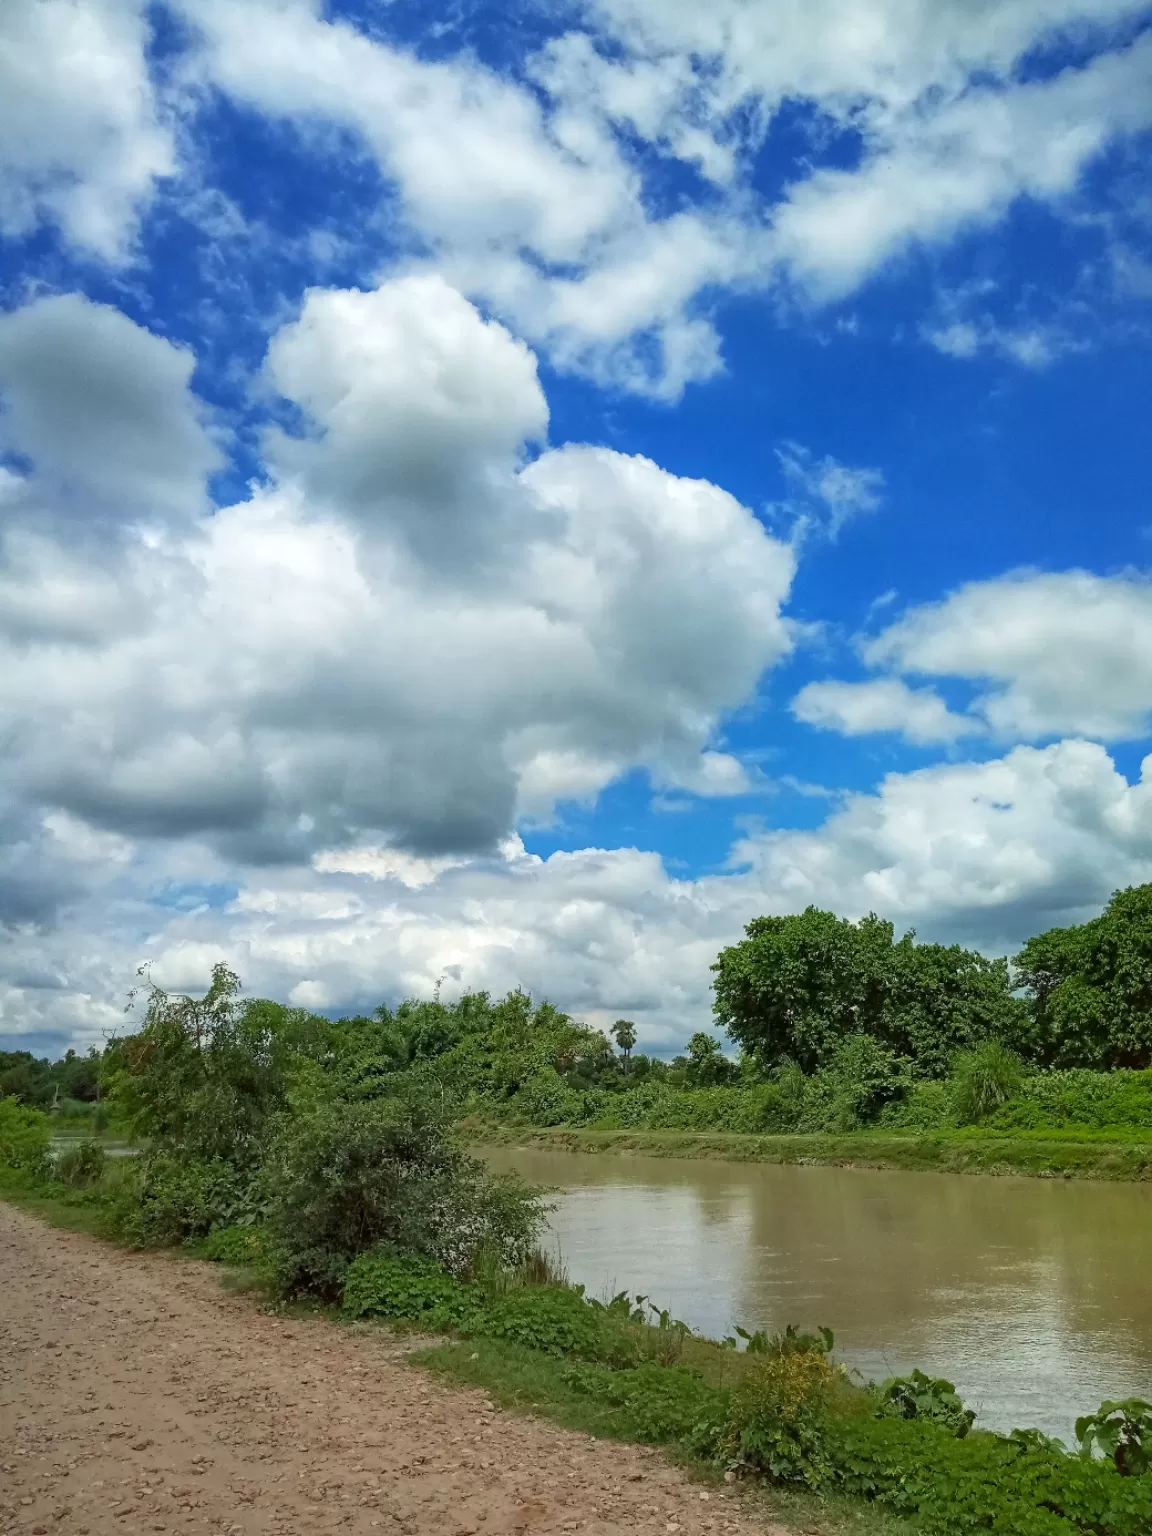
left=611, top=1018, right=638, bottom=1073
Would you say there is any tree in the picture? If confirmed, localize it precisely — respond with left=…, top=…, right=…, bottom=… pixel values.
left=684, top=1031, right=738, bottom=1086
left=711, top=906, right=1022, bottom=1076
left=1014, top=883, right=1152, bottom=1069
left=611, top=1018, right=638, bottom=1072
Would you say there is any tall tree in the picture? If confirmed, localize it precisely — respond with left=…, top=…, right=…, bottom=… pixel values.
left=611, top=1018, right=637, bottom=1072
left=1014, top=883, right=1152, bottom=1069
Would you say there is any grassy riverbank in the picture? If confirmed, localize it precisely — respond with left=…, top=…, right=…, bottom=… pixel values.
left=465, top=1120, right=1152, bottom=1179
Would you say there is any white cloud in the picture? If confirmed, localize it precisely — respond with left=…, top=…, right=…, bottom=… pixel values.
left=6, top=739, right=1152, bottom=1054
left=792, top=678, right=978, bottom=744
left=0, top=293, right=222, bottom=532
left=0, top=0, right=173, bottom=258
left=0, top=278, right=795, bottom=876
left=165, top=0, right=1152, bottom=392
left=864, top=570, right=1152, bottom=741
left=775, top=442, right=885, bottom=542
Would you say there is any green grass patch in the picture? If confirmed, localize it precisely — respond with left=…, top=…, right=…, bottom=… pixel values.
left=465, top=1122, right=1152, bottom=1180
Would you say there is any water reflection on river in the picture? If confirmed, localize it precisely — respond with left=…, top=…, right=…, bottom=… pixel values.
left=481, top=1146, right=1152, bottom=1443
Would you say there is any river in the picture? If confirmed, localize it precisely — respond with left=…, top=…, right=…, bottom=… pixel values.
left=481, top=1145, right=1152, bottom=1444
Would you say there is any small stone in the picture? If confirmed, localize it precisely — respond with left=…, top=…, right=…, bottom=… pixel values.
left=722, top=1471, right=736, bottom=1484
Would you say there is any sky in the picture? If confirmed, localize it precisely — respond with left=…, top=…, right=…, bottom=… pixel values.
left=1, top=0, right=1152, bottom=1059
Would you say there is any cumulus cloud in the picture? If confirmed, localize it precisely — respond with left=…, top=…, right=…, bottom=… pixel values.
left=0, top=0, right=173, bottom=258
left=6, top=740, right=1152, bottom=1054
left=164, top=0, right=1152, bottom=393
left=791, top=678, right=978, bottom=744
left=864, top=571, right=1152, bottom=741
left=0, top=294, right=222, bottom=532
left=0, top=278, right=795, bottom=881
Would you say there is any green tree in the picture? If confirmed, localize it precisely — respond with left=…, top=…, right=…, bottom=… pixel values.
left=712, top=907, right=1020, bottom=1076
left=1014, top=883, right=1152, bottom=1068
left=611, top=1019, right=638, bottom=1072
left=685, top=1031, right=738, bottom=1086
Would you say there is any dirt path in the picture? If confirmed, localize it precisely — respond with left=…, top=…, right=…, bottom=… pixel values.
left=0, top=1204, right=788, bottom=1536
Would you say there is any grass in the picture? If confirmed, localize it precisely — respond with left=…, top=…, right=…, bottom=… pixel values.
left=463, top=1122, right=1152, bottom=1180
left=0, top=1167, right=113, bottom=1236
left=414, top=1336, right=920, bottom=1536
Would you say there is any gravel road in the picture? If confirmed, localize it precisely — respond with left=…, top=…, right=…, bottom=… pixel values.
left=1, top=1203, right=788, bottom=1536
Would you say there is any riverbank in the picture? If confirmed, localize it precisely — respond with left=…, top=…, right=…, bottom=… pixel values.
left=464, top=1121, right=1152, bottom=1180
left=0, top=1195, right=914, bottom=1536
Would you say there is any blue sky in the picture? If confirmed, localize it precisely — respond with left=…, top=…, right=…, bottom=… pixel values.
left=1, top=0, right=1151, bottom=1056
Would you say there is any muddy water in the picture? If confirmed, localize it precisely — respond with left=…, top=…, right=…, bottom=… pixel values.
left=482, top=1146, right=1152, bottom=1442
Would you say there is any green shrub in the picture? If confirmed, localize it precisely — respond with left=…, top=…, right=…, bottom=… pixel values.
left=108, top=1153, right=251, bottom=1247
left=468, top=1284, right=609, bottom=1359
left=875, top=1370, right=975, bottom=1437
left=261, top=1094, right=544, bottom=1300
left=827, top=1412, right=1152, bottom=1535
left=1076, top=1399, right=1152, bottom=1477
left=563, top=1361, right=730, bottom=1453
left=54, top=1139, right=107, bottom=1189
left=0, top=1099, right=52, bottom=1177
left=723, top=1350, right=838, bottom=1487
left=951, top=1041, right=1025, bottom=1124
left=197, top=1223, right=269, bottom=1267
left=342, top=1252, right=475, bottom=1323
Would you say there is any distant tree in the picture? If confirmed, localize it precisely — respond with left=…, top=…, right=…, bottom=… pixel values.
left=684, top=1031, right=738, bottom=1087
left=1014, top=883, right=1152, bottom=1069
left=611, top=1018, right=638, bottom=1072
left=712, top=906, right=1023, bottom=1076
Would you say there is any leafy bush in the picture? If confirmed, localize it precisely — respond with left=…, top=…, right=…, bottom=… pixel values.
left=563, top=1361, right=730, bottom=1453
left=723, top=1350, right=838, bottom=1486
left=0, top=1099, right=51, bottom=1177
left=1076, top=1399, right=1152, bottom=1477
left=108, top=1153, right=252, bottom=1247
left=197, top=1223, right=270, bottom=1267
left=875, top=1370, right=975, bottom=1438
left=343, top=1252, right=475, bottom=1323
left=950, top=1041, right=1025, bottom=1124
left=468, top=1283, right=610, bottom=1360
left=733, top=1323, right=835, bottom=1358
left=827, top=1412, right=1152, bottom=1535
left=261, top=1093, right=544, bottom=1299
left=54, top=1139, right=107, bottom=1189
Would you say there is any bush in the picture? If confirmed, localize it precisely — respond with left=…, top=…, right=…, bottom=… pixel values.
left=343, top=1252, right=475, bottom=1323
left=54, top=1139, right=107, bottom=1189
left=723, top=1350, right=838, bottom=1486
left=108, top=1154, right=252, bottom=1247
left=261, top=1094, right=545, bottom=1300
left=875, top=1370, right=975, bottom=1437
left=563, top=1361, right=730, bottom=1453
left=951, top=1041, right=1025, bottom=1124
left=468, top=1284, right=610, bottom=1360
left=0, top=1099, right=52, bottom=1177
left=197, top=1223, right=270, bottom=1267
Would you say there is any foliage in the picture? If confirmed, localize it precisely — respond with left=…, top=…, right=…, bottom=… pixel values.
left=1015, top=885, right=1152, bottom=1069
left=562, top=1360, right=730, bottom=1453
left=875, top=1371, right=975, bottom=1438
left=1076, top=1400, right=1152, bottom=1477
left=197, top=1223, right=270, bottom=1267
left=260, top=1092, right=545, bottom=1299
left=0, top=1098, right=52, bottom=1177
left=950, top=1041, right=1025, bottom=1125
left=343, top=1252, right=475, bottom=1322
left=108, top=1153, right=252, bottom=1247
left=54, top=1139, right=107, bottom=1189
left=468, top=1283, right=613, bottom=1359
left=0, top=1045, right=102, bottom=1107
left=733, top=1323, right=836, bottom=1358
left=723, top=1349, right=839, bottom=1486
left=712, top=907, right=1024, bottom=1077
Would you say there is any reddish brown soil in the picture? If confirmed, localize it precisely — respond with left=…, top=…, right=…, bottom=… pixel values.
left=1, top=1203, right=789, bottom=1536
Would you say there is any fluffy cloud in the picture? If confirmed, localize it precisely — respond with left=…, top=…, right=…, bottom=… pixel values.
left=864, top=571, right=1152, bottom=741
left=0, top=278, right=795, bottom=878
left=0, top=0, right=173, bottom=258
left=791, top=679, right=977, bottom=744
left=6, top=739, right=1152, bottom=1053
left=0, top=294, right=222, bottom=533
left=167, top=0, right=1152, bottom=393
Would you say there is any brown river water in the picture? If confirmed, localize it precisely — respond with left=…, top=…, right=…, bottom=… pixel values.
left=481, top=1146, right=1152, bottom=1444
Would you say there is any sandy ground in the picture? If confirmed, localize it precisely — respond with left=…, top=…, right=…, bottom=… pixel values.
left=1, top=1204, right=789, bottom=1536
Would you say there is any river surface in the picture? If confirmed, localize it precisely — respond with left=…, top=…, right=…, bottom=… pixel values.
left=481, top=1146, right=1152, bottom=1444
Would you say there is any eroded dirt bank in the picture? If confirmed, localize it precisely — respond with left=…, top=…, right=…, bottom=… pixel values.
left=0, top=1204, right=785, bottom=1536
